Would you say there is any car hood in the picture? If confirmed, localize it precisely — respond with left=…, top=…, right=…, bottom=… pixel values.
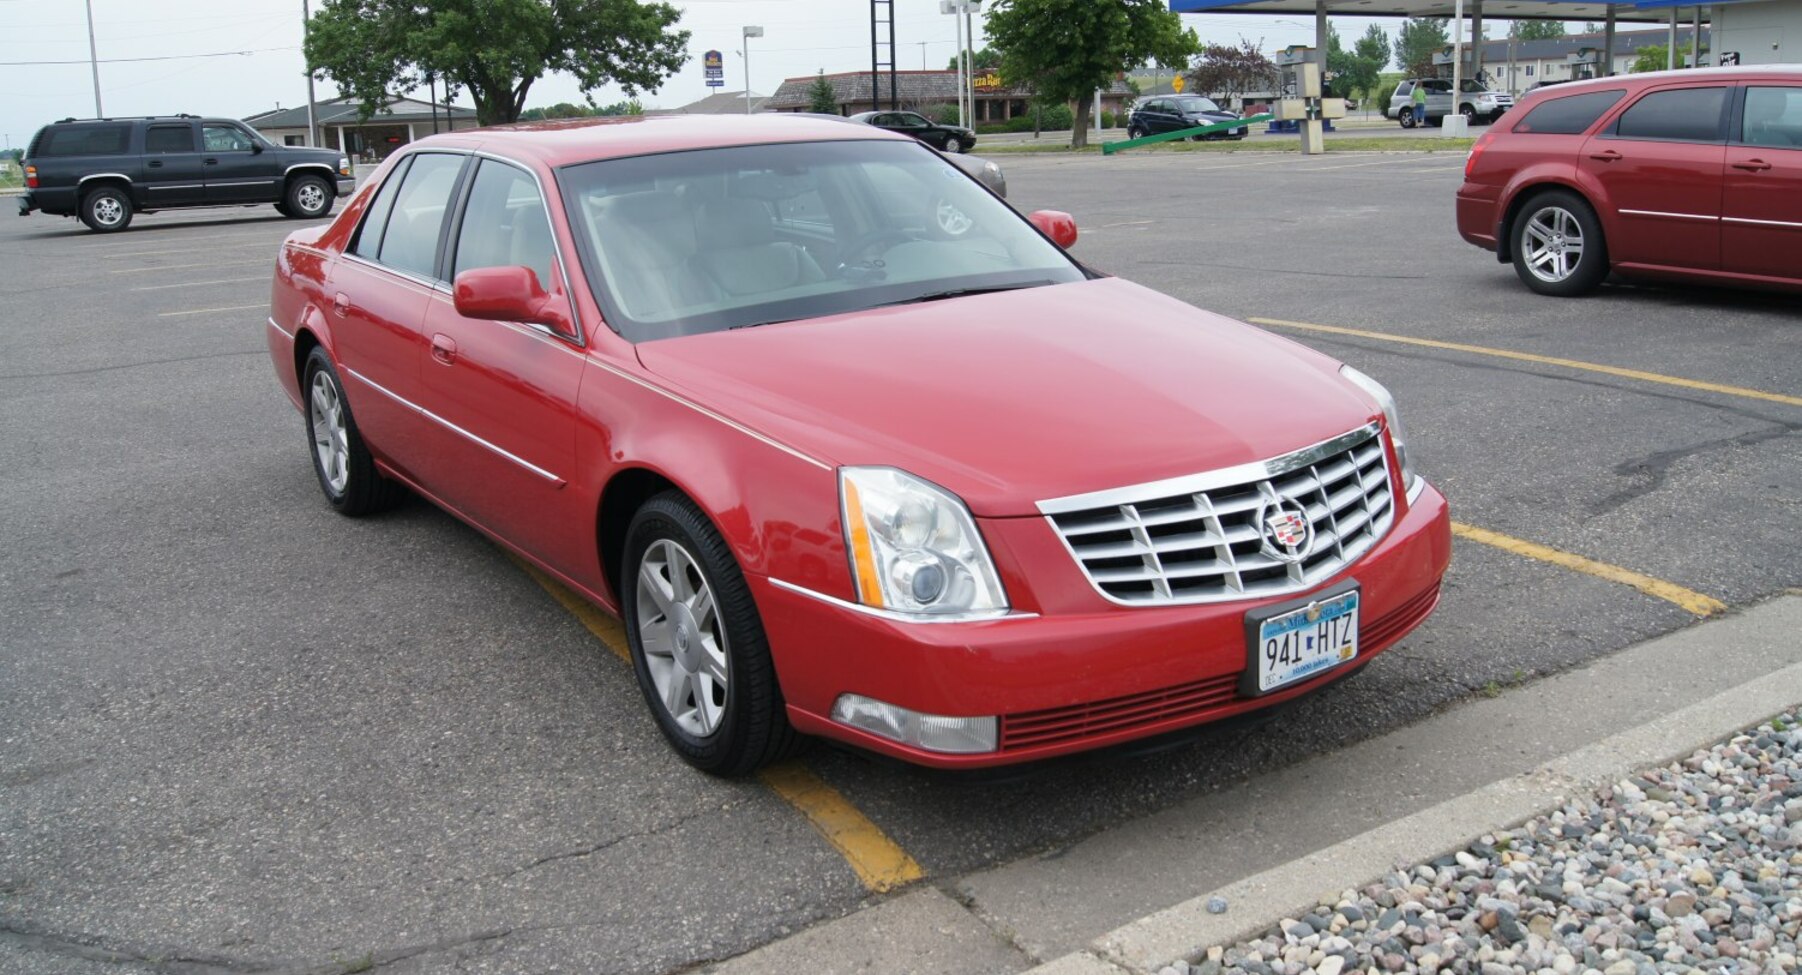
left=634, top=278, right=1379, bottom=516
left=1186, top=111, right=1241, bottom=122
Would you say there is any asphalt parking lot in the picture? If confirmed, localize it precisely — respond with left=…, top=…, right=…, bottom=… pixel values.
left=2, top=150, right=1797, bottom=975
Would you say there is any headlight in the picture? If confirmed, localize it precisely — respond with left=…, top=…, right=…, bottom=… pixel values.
left=338, top=156, right=352, bottom=175
left=1339, top=366, right=1417, bottom=495
left=840, top=467, right=1008, bottom=617
left=982, top=161, right=1001, bottom=176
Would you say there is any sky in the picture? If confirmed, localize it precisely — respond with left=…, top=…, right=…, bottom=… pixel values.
left=0, top=0, right=1575, bottom=149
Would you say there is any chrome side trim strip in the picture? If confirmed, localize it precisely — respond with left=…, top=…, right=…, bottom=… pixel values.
left=768, top=578, right=1033, bottom=624
left=77, top=172, right=132, bottom=185
left=149, top=184, right=204, bottom=191
left=1037, top=422, right=1382, bottom=515
left=1618, top=209, right=1717, bottom=223
left=343, top=365, right=566, bottom=486
left=266, top=316, right=294, bottom=340
left=1723, top=215, right=1802, bottom=229
left=584, top=357, right=834, bottom=472
left=285, top=162, right=338, bottom=175
left=338, top=252, right=441, bottom=296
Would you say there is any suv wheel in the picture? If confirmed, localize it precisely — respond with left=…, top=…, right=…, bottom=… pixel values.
left=1400, top=109, right=1417, bottom=129
left=284, top=175, right=333, bottom=220
left=1127, top=124, right=1146, bottom=140
left=1460, top=104, right=1477, bottom=122
left=80, top=186, right=133, bottom=233
left=1511, top=190, right=1608, bottom=297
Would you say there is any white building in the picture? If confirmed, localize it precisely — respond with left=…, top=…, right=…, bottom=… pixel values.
left=1478, top=27, right=1709, bottom=95
left=1712, top=0, right=1799, bottom=65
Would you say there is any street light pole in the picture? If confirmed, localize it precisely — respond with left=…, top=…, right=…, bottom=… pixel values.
left=743, top=25, right=763, bottom=115
left=303, top=0, right=319, bottom=146
left=84, top=0, right=102, bottom=116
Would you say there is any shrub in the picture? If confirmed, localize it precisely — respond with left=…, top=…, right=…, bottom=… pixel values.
left=930, top=102, right=961, bottom=125
left=1372, top=81, right=1399, bottom=114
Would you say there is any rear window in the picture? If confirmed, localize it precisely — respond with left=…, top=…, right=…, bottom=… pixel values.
left=33, top=124, right=131, bottom=156
left=1511, top=90, right=1626, bottom=135
left=1614, top=86, right=1728, bottom=142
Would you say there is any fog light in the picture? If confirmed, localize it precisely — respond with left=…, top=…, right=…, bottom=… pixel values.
left=830, top=694, right=997, bottom=754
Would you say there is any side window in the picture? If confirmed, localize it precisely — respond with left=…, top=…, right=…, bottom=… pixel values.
left=37, top=124, right=129, bottom=156
left=452, top=159, right=556, bottom=294
left=1742, top=87, right=1802, bottom=149
left=202, top=124, right=255, bottom=152
left=1614, top=87, right=1728, bottom=142
left=1513, top=90, right=1627, bottom=135
left=350, top=156, right=412, bottom=262
left=376, top=152, right=467, bottom=279
left=145, top=125, right=194, bottom=153
left=1395, top=83, right=1412, bottom=97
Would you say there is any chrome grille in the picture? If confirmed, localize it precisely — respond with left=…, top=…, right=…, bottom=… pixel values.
left=1040, top=424, right=1395, bottom=606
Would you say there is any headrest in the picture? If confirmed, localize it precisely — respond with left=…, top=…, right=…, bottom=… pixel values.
left=593, top=190, right=696, bottom=255
left=701, top=197, right=775, bottom=248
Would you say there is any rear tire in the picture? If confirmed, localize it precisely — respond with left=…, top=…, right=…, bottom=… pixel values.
left=1400, top=109, right=1417, bottom=129
left=1510, top=190, right=1608, bottom=297
left=301, top=346, right=406, bottom=515
left=284, top=174, right=333, bottom=220
left=79, top=186, right=132, bottom=233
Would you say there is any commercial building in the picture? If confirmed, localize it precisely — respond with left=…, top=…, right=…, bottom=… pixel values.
left=244, top=95, right=477, bottom=162
left=1478, top=26, right=1710, bottom=93
left=1712, top=0, right=1800, bottom=65
left=764, top=69, right=1137, bottom=122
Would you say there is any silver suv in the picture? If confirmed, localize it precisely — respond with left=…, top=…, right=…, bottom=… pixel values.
left=1386, top=79, right=1514, bottom=128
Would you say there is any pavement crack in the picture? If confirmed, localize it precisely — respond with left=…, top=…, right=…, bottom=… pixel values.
left=0, top=920, right=279, bottom=974
left=269, top=929, right=511, bottom=975
left=487, top=808, right=716, bottom=884
left=1592, top=421, right=1801, bottom=515
left=0, top=350, right=266, bottom=381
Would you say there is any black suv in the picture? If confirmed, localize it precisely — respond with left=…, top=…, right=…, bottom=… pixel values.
left=18, top=115, right=354, bottom=232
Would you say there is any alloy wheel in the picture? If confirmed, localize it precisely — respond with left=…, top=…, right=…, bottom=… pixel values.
left=1522, top=206, right=1585, bottom=284
left=92, top=196, right=124, bottom=227
left=308, top=371, right=350, bottom=494
left=296, top=183, right=327, bottom=215
left=635, top=539, right=730, bottom=738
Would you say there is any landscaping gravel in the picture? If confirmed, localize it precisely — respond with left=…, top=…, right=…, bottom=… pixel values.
left=1164, top=710, right=1802, bottom=975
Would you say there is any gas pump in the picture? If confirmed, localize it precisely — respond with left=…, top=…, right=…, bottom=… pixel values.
left=1270, top=49, right=1347, bottom=155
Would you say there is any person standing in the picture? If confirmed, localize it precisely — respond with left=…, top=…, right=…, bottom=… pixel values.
left=1412, top=82, right=1430, bottom=128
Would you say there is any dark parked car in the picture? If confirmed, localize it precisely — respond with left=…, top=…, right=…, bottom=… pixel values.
left=18, top=114, right=354, bottom=232
left=1457, top=66, right=1802, bottom=296
left=848, top=110, right=977, bottom=153
left=1127, top=95, right=1248, bottom=141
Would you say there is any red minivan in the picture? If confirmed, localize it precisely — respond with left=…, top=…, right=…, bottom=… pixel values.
left=1457, top=66, right=1802, bottom=296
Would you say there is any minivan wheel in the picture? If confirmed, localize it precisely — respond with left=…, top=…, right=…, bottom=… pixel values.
left=1511, top=190, right=1608, bottom=297
left=285, top=175, right=333, bottom=220
left=1400, top=109, right=1417, bottom=129
left=80, top=186, right=133, bottom=232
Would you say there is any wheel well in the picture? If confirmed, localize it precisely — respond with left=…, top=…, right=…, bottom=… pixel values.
left=78, top=177, right=130, bottom=202
left=293, top=327, right=320, bottom=388
left=1497, top=184, right=1590, bottom=263
left=597, top=468, right=681, bottom=603
left=284, top=167, right=335, bottom=196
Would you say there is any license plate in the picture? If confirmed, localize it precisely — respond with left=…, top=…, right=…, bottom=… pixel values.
left=1247, top=585, right=1359, bottom=694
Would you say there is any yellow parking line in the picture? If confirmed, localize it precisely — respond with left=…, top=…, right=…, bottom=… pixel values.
left=1451, top=521, right=1727, bottom=617
left=759, top=762, right=925, bottom=893
left=507, top=554, right=629, bottom=659
left=1250, top=317, right=1802, bottom=408
left=131, top=276, right=267, bottom=292
left=508, top=553, right=924, bottom=892
left=110, top=259, right=270, bottom=274
left=156, top=303, right=267, bottom=318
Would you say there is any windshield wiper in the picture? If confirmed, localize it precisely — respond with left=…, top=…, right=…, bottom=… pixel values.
left=872, top=281, right=1052, bottom=308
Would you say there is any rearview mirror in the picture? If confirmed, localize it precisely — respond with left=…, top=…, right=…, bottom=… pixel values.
left=453, top=265, right=568, bottom=332
left=1027, top=209, right=1078, bottom=249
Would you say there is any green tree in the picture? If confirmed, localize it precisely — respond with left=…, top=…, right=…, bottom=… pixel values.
left=304, top=0, right=689, bottom=126
left=947, top=47, right=1001, bottom=72
left=807, top=70, right=838, bottom=114
left=1515, top=21, right=1566, bottom=41
left=1327, top=23, right=1385, bottom=101
left=1355, top=24, right=1393, bottom=75
left=1186, top=40, right=1276, bottom=105
left=985, top=0, right=1199, bottom=148
left=1393, top=17, right=1449, bottom=77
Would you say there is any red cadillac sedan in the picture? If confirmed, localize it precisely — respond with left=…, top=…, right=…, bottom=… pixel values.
left=265, top=115, right=1451, bottom=775
left=1458, top=66, right=1802, bottom=296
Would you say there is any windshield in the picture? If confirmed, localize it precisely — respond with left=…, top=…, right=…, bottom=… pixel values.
left=558, top=140, right=1084, bottom=341
left=1459, top=80, right=1491, bottom=93
left=1172, top=96, right=1224, bottom=113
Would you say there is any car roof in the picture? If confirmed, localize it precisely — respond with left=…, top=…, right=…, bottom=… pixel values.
left=1524, top=65, right=1802, bottom=99
left=399, top=113, right=908, bottom=168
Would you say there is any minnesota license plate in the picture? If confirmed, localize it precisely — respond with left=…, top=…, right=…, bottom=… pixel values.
left=1248, top=585, right=1359, bottom=694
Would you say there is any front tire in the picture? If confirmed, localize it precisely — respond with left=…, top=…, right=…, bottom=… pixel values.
left=301, top=346, right=405, bottom=515
left=1127, top=125, right=1146, bottom=140
left=1510, top=190, right=1608, bottom=297
left=285, top=174, right=333, bottom=220
left=79, top=186, right=132, bottom=232
left=1400, top=109, right=1417, bottom=129
left=622, top=492, right=802, bottom=776
left=943, top=135, right=964, bottom=154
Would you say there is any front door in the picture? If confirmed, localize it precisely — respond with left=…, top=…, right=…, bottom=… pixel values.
left=412, top=157, right=588, bottom=577
left=201, top=122, right=283, bottom=204
left=140, top=123, right=207, bottom=207
left=1579, top=84, right=1730, bottom=271
left=1722, top=85, right=1802, bottom=282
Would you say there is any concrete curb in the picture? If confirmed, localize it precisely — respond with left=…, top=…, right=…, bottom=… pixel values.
left=1031, top=604, right=1802, bottom=975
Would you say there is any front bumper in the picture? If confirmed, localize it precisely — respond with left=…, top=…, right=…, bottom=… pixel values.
left=758, top=481, right=1452, bottom=768
left=335, top=177, right=356, bottom=198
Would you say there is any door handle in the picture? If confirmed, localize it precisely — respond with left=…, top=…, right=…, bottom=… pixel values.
left=1732, top=159, right=1773, bottom=172
left=147, top=160, right=163, bottom=168
left=1588, top=150, right=1622, bottom=163
left=332, top=292, right=350, bottom=317
left=204, top=157, right=219, bottom=165
left=430, top=334, right=457, bottom=365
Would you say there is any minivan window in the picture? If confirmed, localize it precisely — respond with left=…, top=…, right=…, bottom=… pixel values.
left=1614, top=87, right=1728, bottom=142
left=377, top=153, right=467, bottom=279
left=1512, top=90, right=1627, bottom=135
left=35, top=124, right=130, bottom=156
left=1742, top=87, right=1802, bottom=149
left=145, top=126, right=195, bottom=154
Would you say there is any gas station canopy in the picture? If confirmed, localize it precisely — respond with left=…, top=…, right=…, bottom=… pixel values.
left=1169, top=0, right=1694, bottom=22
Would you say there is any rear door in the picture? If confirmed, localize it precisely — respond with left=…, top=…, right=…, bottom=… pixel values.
left=1579, top=83, right=1731, bottom=270
left=141, top=122, right=206, bottom=207
left=201, top=122, right=283, bottom=204
left=1722, top=84, right=1802, bottom=282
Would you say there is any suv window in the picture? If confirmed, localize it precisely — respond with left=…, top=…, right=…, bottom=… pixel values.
left=203, top=124, right=257, bottom=152
left=1395, top=82, right=1413, bottom=97
left=1513, top=90, right=1626, bottom=135
left=35, top=124, right=130, bottom=156
left=451, top=159, right=555, bottom=294
left=145, top=125, right=195, bottom=154
left=1742, top=87, right=1802, bottom=148
left=1614, top=86, right=1728, bottom=142
left=377, top=153, right=467, bottom=279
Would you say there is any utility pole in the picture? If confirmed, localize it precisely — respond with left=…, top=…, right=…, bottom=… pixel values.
left=84, top=0, right=102, bottom=116
left=303, top=0, right=319, bottom=146
left=949, top=2, right=966, bottom=126
left=963, top=1, right=976, bottom=129
left=742, top=26, right=763, bottom=114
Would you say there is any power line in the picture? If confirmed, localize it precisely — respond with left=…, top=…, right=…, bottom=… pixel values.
left=0, top=46, right=296, bottom=67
